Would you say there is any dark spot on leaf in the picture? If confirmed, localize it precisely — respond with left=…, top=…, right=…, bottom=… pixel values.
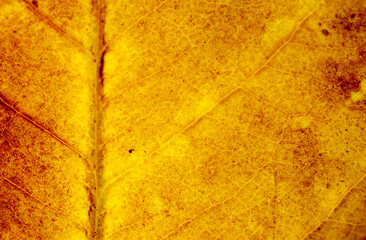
left=351, top=14, right=356, bottom=19
left=322, top=59, right=362, bottom=101
left=322, top=29, right=329, bottom=35
left=344, top=24, right=352, bottom=31
left=99, top=49, right=107, bottom=86
left=339, top=75, right=361, bottom=94
left=358, top=47, right=366, bottom=61
left=302, top=181, right=311, bottom=187
left=31, top=0, right=38, bottom=7
left=128, top=149, right=134, bottom=153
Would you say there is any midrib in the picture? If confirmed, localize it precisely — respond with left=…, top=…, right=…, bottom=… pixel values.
left=92, top=0, right=106, bottom=239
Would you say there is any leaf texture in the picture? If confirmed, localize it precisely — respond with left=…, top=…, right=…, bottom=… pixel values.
left=1, top=0, right=366, bottom=239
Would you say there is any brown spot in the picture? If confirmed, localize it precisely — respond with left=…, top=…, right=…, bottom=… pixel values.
left=357, top=46, right=366, bottom=61
left=302, top=180, right=311, bottom=187
left=338, top=75, right=361, bottom=95
left=31, top=0, right=38, bottom=7
left=322, top=29, right=329, bottom=35
left=333, top=10, right=366, bottom=33
left=321, top=59, right=362, bottom=101
left=99, top=49, right=107, bottom=86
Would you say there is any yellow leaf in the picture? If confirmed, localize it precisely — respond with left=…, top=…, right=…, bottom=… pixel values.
left=1, top=0, right=366, bottom=239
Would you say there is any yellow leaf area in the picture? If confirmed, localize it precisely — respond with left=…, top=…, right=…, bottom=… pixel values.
left=1, top=0, right=366, bottom=239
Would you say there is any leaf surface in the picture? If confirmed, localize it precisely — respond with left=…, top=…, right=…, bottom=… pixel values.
left=1, top=0, right=366, bottom=239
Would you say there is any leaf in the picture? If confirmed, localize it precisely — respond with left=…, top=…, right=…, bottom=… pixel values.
left=1, top=0, right=366, bottom=239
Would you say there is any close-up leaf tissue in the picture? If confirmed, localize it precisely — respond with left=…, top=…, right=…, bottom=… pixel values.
left=0, top=0, right=365, bottom=239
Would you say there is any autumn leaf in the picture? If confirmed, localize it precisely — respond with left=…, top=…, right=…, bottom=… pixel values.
left=1, top=0, right=366, bottom=239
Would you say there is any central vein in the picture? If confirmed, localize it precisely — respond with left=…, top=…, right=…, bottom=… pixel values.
left=92, top=0, right=106, bottom=239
